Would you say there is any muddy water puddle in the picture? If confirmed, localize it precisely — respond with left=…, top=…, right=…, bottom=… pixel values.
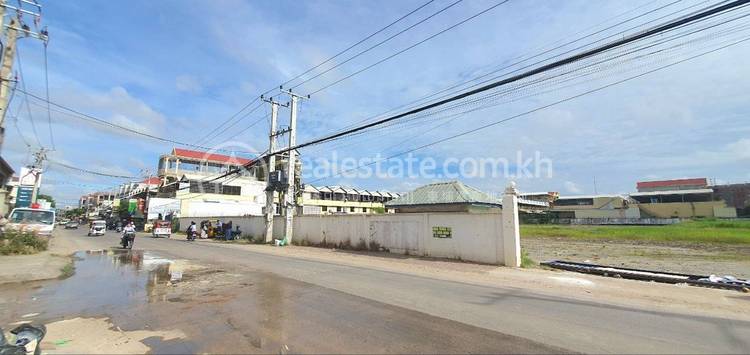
left=0, top=249, right=563, bottom=354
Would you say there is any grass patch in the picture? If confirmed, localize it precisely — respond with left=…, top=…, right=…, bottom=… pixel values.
left=521, top=219, right=750, bottom=244
left=59, top=260, right=75, bottom=279
left=520, top=249, right=535, bottom=268
left=0, top=230, right=49, bottom=255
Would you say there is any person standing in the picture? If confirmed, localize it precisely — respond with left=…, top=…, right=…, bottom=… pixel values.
left=216, top=219, right=223, bottom=237
left=224, top=220, right=233, bottom=240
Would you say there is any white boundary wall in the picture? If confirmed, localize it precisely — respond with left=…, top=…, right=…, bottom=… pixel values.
left=180, top=211, right=519, bottom=266
left=179, top=181, right=521, bottom=266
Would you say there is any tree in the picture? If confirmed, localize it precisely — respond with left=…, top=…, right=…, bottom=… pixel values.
left=37, top=194, right=56, bottom=208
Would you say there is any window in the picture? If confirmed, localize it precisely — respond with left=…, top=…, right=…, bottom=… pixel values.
left=10, top=210, right=54, bottom=225
left=337, top=206, right=342, bottom=212
left=362, top=208, right=368, bottom=213
left=350, top=207, right=356, bottom=212
left=222, top=185, right=241, bottom=196
left=555, top=198, right=594, bottom=206
left=322, top=206, right=327, bottom=212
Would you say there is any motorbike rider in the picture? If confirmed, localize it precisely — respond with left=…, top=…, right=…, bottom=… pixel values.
left=187, top=221, right=197, bottom=241
left=121, top=221, right=136, bottom=248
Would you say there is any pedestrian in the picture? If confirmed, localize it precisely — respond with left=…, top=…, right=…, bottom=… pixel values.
left=217, top=219, right=223, bottom=236
left=200, top=221, right=208, bottom=239
left=224, top=220, right=233, bottom=240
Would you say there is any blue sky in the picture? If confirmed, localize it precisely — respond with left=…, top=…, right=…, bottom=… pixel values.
left=5, top=0, right=750, bottom=207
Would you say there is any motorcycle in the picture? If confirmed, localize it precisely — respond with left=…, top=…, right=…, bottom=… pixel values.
left=121, top=231, right=135, bottom=249
left=187, top=230, right=196, bottom=242
left=0, top=324, right=46, bottom=355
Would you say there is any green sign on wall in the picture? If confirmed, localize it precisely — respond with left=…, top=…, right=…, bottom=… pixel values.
left=432, top=226, right=452, bottom=239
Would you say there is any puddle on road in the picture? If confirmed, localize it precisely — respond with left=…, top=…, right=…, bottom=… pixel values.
left=0, top=250, right=195, bottom=353
left=29, top=250, right=176, bottom=317
left=0, top=249, right=566, bottom=354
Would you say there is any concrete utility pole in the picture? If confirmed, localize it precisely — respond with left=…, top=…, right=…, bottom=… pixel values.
left=263, top=97, right=279, bottom=243
left=29, top=147, right=46, bottom=204
left=283, top=93, right=300, bottom=243
left=0, top=17, right=18, bottom=151
left=0, top=0, right=47, bottom=153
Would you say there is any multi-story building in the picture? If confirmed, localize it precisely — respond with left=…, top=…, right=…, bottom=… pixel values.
left=299, top=185, right=399, bottom=215
left=550, top=194, right=641, bottom=219
left=79, top=191, right=118, bottom=218
left=712, top=183, right=750, bottom=217
left=156, top=148, right=267, bottom=217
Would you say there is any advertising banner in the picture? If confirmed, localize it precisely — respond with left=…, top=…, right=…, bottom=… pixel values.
left=14, top=186, right=34, bottom=208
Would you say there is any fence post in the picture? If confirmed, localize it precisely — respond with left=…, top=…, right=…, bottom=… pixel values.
left=502, top=181, right=521, bottom=267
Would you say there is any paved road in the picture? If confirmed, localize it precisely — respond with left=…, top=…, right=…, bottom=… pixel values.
left=49, top=229, right=750, bottom=353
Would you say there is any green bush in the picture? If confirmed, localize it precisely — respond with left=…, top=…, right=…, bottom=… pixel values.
left=0, top=230, right=49, bottom=255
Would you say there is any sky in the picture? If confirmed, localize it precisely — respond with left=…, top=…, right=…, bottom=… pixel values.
left=4, top=0, right=750, bottom=207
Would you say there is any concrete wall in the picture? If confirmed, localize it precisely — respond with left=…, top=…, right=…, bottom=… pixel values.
left=178, top=211, right=515, bottom=265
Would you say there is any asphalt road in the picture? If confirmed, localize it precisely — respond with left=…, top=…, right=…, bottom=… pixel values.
left=47, top=228, right=750, bottom=353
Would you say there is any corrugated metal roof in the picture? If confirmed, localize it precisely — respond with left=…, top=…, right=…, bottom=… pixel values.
left=386, top=181, right=500, bottom=207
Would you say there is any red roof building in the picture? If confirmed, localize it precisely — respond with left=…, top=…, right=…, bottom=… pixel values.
left=172, top=148, right=253, bottom=165
left=636, top=178, right=708, bottom=192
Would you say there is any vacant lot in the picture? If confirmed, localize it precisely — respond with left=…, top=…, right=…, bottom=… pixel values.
left=521, top=220, right=750, bottom=278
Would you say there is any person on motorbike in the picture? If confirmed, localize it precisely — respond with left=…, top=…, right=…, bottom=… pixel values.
left=187, top=221, right=197, bottom=241
left=121, top=222, right=136, bottom=248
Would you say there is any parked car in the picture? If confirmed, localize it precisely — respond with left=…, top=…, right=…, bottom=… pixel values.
left=64, top=221, right=80, bottom=229
left=4, top=207, right=56, bottom=237
left=88, top=220, right=106, bottom=236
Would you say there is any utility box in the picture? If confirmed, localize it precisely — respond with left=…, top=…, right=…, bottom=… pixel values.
left=268, top=170, right=289, bottom=191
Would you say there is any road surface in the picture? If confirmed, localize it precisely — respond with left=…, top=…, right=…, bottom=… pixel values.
left=1, top=228, right=748, bottom=354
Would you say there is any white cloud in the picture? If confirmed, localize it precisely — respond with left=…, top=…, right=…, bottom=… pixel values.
left=175, top=74, right=203, bottom=94
left=564, top=181, right=582, bottom=194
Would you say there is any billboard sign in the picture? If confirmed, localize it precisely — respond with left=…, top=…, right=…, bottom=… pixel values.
left=14, top=186, right=34, bottom=208
left=19, top=167, right=40, bottom=186
left=147, top=198, right=181, bottom=220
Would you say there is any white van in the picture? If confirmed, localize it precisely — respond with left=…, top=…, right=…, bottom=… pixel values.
left=5, top=208, right=56, bottom=237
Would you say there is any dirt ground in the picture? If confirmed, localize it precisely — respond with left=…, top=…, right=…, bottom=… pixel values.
left=522, top=237, right=750, bottom=279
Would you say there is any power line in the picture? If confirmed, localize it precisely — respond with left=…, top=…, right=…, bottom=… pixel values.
left=290, top=0, right=464, bottom=91
left=305, top=0, right=511, bottom=95
left=7, top=84, right=262, bottom=155
left=208, top=0, right=749, bottom=183
left=48, top=159, right=137, bottom=179
left=203, top=0, right=440, bottom=144
left=199, top=101, right=264, bottom=143
left=309, top=0, right=687, bottom=146
left=289, top=0, right=750, bottom=152
left=279, top=0, right=436, bottom=90
left=15, top=45, right=43, bottom=147
left=195, top=97, right=260, bottom=146
left=307, top=35, right=750, bottom=183
left=42, top=38, right=55, bottom=150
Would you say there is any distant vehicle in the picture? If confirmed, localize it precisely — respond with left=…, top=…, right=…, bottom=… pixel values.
left=88, top=220, right=106, bottom=237
left=151, top=220, right=171, bottom=238
left=4, top=208, right=56, bottom=237
left=64, top=221, right=80, bottom=229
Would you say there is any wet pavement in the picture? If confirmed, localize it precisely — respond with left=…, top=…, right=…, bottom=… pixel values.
left=0, top=249, right=566, bottom=354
